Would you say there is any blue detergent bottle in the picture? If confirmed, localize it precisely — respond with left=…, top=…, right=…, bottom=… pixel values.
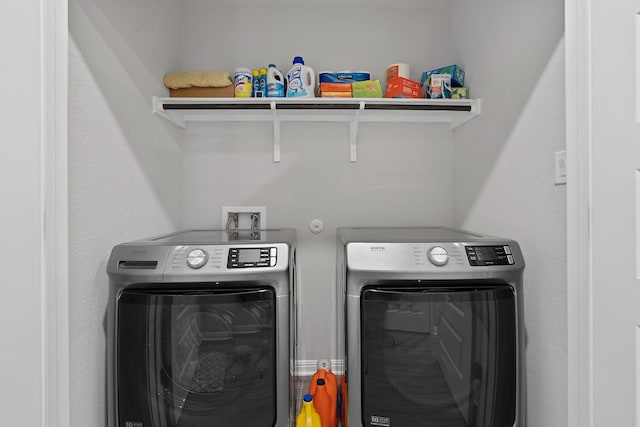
left=286, top=56, right=316, bottom=98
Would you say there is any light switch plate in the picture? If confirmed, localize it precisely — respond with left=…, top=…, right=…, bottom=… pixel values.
left=555, top=151, right=567, bottom=185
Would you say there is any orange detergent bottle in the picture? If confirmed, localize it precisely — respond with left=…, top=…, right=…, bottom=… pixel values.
left=313, top=378, right=337, bottom=427
left=339, top=374, right=348, bottom=427
left=309, top=359, right=338, bottom=427
left=296, top=393, right=322, bottom=427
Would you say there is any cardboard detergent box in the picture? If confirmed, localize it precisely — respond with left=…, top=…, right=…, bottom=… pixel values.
left=319, top=82, right=352, bottom=97
left=319, top=71, right=371, bottom=83
left=386, top=77, right=421, bottom=98
left=169, top=85, right=234, bottom=97
left=321, top=91, right=353, bottom=98
left=424, top=74, right=452, bottom=99
left=451, top=87, right=470, bottom=99
left=420, top=64, right=465, bottom=88
left=352, top=80, right=383, bottom=98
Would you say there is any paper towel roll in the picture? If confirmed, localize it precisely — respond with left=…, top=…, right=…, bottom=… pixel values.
left=387, top=63, right=410, bottom=81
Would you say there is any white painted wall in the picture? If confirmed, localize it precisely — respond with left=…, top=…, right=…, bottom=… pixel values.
left=176, top=1, right=454, bottom=85
left=68, top=0, right=568, bottom=425
left=182, top=122, right=456, bottom=359
left=0, top=0, right=45, bottom=425
left=177, top=1, right=458, bottom=361
left=68, top=0, right=183, bottom=425
left=451, top=0, right=567, bottom=426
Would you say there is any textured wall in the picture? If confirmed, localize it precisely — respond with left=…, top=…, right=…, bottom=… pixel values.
left=176, top=1, right=460, bottom=362
left=68, top=0, right=183, bottom=424
left=451, top=0, right=567, bottom=426
left=68, top=0, right=567, bottom=425
left=176, top=1, right=454, bottom=86
left=181, top=121, right=456, bottom=361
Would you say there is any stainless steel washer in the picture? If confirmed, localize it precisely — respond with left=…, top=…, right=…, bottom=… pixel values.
left=336, top=227, right=525, bottom=427
left=107, top=229, right=296, bottom=427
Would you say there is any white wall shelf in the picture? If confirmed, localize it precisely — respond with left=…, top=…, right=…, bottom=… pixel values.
left=152, top=96, right=481, bottom=162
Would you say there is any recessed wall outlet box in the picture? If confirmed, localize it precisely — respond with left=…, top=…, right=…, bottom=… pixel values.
left=222, top=206, right=267, bottom=230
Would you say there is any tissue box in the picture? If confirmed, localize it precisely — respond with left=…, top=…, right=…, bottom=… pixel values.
left=425, top=74, right=452, bottom=99
left=352, top=80, right=383, bottom=98
left=319, top=71, right=371, bottom=83
left=451, top=87, right=470, bottom=99
left=386, top=77, right=421, bottom=98
left=420, top=64, right=465, bottom=88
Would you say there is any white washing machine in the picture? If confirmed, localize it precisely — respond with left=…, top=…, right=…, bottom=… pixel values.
left=106, top=229, right=296, bottom=427
left=336, top=227, right=525, bottom=427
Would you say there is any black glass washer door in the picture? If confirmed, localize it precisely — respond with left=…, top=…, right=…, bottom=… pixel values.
left=361, top=282, right=516, bottom=427
left=117, top=286, right=276, bottom=427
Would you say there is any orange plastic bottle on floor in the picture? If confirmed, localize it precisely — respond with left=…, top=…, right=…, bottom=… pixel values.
left=313, top=378, right=337, bottom=427
left=309, top=359, right=338, bottom=427
left=309, top=359, right=338, bottom=400
left=296, top=393, right=322, bottom=427
left=339, top=374, right=348, bottom=427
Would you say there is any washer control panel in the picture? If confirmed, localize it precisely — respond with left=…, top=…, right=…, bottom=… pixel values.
left=227, top=247, right=277, bottom=269
left=186, top=248, right=209, bottom=269
left=166, top=244, right=287, bottom=273
left=427, top=246, right=449, bottom=266
left=347, top=240, right=520, bottom=272
left=465, top=245, right=514, bottom=266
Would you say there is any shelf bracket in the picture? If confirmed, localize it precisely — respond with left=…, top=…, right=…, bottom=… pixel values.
left=271, top=102, right=281, bottom=162
left=349, top=102, right=365, bottom=162
left=451, top=98, right=482, bottom=129
left=152, top=96, right=186, bottom=128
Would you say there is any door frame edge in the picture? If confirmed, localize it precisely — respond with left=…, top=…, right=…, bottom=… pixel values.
left=44, top=0, right=70, bottom=425
left=565, top=0, right=594, bottom=425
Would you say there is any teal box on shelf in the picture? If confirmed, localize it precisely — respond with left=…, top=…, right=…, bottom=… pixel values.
left=420, top=65, right=465, bottom=88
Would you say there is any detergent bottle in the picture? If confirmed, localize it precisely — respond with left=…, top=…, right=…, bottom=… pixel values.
left=309, top=359, right=338, bottom=427
left=259, top=67, right=267, bottom=97
left=296, top=393, right=322, bottom=427
left=313, top=378, right=337, bottom=427
left=251, top=69, right=260, bottom=97
left=234, top=67, right=253, bottom=98
left=309, top=359, right=338, bottom=397
left=286, top=56, right=316, bottom=98
left=339, top=374, right=348, bottom=427
left=266, top=64, right=285, bottom=97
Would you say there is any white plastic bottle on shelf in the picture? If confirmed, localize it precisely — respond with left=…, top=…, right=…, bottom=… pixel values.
left=234, top=67, right=253, bottom=98
left=266, top=64, right=285, bottom=97
left=286, top=56, right=316, bottom=98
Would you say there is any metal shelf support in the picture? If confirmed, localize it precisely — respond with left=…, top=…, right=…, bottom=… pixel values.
left=152, top=96, right=482, bottom=163
left=271, top=102, right=280, bottom=163
left=350, top=102, right=365, bottom=162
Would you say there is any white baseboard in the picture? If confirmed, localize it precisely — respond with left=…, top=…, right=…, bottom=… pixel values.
left=295, top=359, right=344, bottom=376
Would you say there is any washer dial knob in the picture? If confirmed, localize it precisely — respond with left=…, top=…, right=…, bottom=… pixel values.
left=427, top=246, right=449, bottom=266
left=186, top=248, right=208, bottom=269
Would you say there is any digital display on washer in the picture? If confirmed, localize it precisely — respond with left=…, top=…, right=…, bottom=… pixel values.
left=466, top=245, right=514, bottom=266
left=238, top=249, right=261, bottom=263
left=228, top=247, right=276, bottom=268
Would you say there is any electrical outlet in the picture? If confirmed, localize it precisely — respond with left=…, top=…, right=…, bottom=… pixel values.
left=222, top=206, right=267, bottom=230
left=555, top=151, right=567, bottom=185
